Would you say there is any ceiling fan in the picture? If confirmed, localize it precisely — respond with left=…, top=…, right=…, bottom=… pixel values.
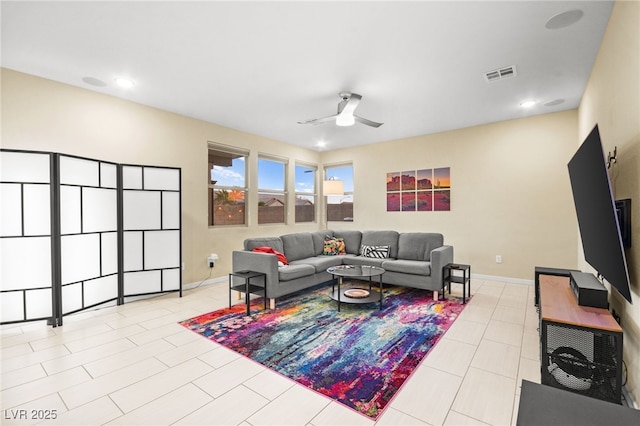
left=298, top=92, right=383, bottom=128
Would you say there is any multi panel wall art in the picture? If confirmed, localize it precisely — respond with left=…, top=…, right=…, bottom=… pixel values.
left=386, top=167, right=450, bottom=212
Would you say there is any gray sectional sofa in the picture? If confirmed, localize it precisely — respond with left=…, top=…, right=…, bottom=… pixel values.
left=232, top=230, right=453, bottom=307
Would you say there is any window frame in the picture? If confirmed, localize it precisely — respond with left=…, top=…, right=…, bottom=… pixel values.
left=294, top=162, right=318, bottom=223
left=208, top=143, right=249, bottom=227
left=325, top=162, right=354, bottom=223
left=257, top=154, right=288, bottom=225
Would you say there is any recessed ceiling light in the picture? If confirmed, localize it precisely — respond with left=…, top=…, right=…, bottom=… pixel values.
left=82, top=76, right=107, bottom=87
left=520, top=100, right=537, bottom=108
left=115, top=77, right=135, bottom=88
left=545, top=9, right=584, bottom=30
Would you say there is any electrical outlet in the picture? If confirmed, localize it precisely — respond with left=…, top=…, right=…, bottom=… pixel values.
left=496, top=255, right=502, bottom=263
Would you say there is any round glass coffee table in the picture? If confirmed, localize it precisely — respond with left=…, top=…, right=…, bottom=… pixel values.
left=326, top=265, right=385, bottom=311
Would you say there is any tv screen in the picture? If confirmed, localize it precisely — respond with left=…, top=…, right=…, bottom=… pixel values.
left=568, top=125, right=632, bottom=303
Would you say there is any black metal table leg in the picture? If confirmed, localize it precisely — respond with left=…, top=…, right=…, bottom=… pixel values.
left=337, top=276, right=342, bottom=312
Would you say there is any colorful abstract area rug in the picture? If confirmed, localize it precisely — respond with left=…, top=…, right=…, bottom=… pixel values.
left=179, top=284, right=467, bottom=419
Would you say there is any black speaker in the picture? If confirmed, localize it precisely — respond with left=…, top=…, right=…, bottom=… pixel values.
left=541, top=321, right=622, bottom=404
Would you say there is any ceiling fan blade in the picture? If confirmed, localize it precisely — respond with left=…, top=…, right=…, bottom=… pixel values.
left=338, top=93, right=362, bottom=118
left=297, top=114, right=337, bottom=125
left=354, top=115, right=383, bottom=128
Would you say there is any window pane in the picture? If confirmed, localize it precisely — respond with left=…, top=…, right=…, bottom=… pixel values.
left=258, top=192, right=285, bottom=224
left=208, top=146, right=247, bottom=226
left=258, top=157, right=286, bottom=224
left=295, top=165, right=315, bottom=193
left=295, top=165, right=315, bottom=223
left=258, top=158, right=284, bottom=191
left=327, top=194, right=353, bottom=222
left=325, top=165, right=353, bottom=192
left=210, top=156, right=245, bottom=187
left=295, top=194, right=315, bottom=223
left=211, top=189, right=245, bottom=226
left=326, top=164, right=353, bottom=222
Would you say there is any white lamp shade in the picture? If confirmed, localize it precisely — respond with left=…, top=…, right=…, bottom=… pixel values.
left=323, top=180, right=344, bottom=196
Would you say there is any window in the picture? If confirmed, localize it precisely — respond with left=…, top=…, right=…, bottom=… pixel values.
left=208, top=144, right=248, bottom=226
left=258, top=156, right=287, bottom=224
left=325, top=164, right=353, bottom=222
left=295, top=163, right=317, bottom=223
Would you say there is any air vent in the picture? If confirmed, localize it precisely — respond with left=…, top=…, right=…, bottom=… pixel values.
left=484, top=65, right=517, bottom=82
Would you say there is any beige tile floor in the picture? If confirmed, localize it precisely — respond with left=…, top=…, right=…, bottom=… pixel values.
left=1, top=278, right=540, bottom=425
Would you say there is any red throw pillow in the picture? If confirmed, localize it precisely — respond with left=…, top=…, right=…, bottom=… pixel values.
left=252, top=246, right=288, bottom=265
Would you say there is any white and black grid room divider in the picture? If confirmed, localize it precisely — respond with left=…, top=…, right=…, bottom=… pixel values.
left=0, top=150, right=182, bottom=327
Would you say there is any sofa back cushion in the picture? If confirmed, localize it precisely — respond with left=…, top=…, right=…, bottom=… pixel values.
left=311, top=231, right=333, bottom=255
left=281, top=232, right=315, bottom=262
left=333, top=230, right=362, bottom=255
left=244, top=237, right=284, bottom=253
left=360, top=230, right=399, bottom=258
left=397, top=232, right=444, bottom=261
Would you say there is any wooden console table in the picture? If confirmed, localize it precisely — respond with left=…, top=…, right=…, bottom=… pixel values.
left=539, top=274, right=623, bottom=404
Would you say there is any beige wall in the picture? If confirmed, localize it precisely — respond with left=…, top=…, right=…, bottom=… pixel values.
left=578, top=0, right=640, bottom=405
left=1, top=68, right=581, bottom=287
left=321, top=111, right=579, bottom=281
left=0, top=68, right=322, bottom=282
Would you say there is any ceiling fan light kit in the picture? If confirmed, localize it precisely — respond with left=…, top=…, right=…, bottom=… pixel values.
left=336, top=114, right=355, bottom=127
left=298, top=92, right=383, bottom=128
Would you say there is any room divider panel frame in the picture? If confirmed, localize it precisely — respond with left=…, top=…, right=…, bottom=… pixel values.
left=120, top=163, right=182, bottom=303
left=0, top=149, right=182, bottom=327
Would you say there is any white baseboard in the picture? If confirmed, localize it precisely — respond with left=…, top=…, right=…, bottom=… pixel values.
left=471, top=273, right=534, bottom=286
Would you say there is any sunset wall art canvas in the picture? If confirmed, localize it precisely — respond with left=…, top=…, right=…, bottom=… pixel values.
left=386, top=167, right=450, bottom=212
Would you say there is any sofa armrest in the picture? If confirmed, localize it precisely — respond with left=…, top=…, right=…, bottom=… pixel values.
left=430, top=245, right=454, bottom=287
left=232, top=250, right=279, bottom=297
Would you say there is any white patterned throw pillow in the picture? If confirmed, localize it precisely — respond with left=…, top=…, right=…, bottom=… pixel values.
left=361, top=245, right=390, bottom=259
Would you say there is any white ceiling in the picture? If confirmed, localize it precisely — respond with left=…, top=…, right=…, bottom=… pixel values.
left=1, top=1, right=614, bottom=151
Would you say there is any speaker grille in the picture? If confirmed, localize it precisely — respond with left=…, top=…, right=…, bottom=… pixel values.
left=542, top=321, right=621, bottom=403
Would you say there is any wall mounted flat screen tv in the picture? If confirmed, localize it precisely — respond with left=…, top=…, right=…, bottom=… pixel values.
left=568, top=125, right=632, bottom=303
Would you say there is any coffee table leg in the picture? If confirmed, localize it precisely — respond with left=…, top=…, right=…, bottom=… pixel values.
left=379, top=275, right=383, bottom=309
left=338, top=276, right=342, bottom=312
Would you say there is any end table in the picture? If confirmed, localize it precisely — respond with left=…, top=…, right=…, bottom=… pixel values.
left=442, top=263, right=471, bottom=303
left=229, top=270, right=267, bottom=316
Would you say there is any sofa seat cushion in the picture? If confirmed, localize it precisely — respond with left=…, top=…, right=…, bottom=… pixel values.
left=278, top=263, right=316, bottom=281
left=342, top=255, right=386, bottom=268
left=382, top=259, right=431, bottom=276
